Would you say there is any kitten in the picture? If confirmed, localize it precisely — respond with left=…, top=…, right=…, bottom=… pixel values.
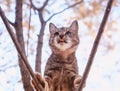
left=32, top=20, right=83, bottom=91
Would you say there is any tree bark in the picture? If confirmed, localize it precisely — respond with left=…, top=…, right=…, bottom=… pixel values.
left=14, top=0, right=33, bottom=90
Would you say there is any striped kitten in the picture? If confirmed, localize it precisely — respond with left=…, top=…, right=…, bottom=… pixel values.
left=32, top=20, right=83, bottom=91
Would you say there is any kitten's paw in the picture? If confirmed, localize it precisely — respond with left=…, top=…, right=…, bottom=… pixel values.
left=74, top=75, right=82, bottom=88
left=74, top=75, right=86, bottom=90
left=31, top=72, right=45, bottom=88
left=31, top=72, right=49, bottom=91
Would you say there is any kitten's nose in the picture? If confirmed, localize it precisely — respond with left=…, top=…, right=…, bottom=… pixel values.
left=59, top=35, right=64, bottom=39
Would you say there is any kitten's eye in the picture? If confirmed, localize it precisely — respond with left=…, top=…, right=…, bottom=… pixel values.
left=65, top=31, right=71, bottom=35
left=54, top=32, right=59, bottom=36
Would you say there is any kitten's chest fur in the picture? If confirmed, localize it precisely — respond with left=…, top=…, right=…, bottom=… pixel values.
left=44, top=53, right=78, bottom=91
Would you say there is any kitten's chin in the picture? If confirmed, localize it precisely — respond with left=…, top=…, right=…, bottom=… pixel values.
left=54, top=38, right=72, bottom=51
left=52, top=44, right=78, bottom=59
left=55, top=42, right=72, bottom=51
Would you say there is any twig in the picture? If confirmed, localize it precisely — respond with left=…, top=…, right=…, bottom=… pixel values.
left=0, top=7, right=44, bottom=91
left=40, top=0, right=49, bottom=11
left=29, top=0, right=50, bottom=12
left=29, top=0, right=49, bottom=73
left=29, top=0, right=38, bottom=10
left=46, top=0, right=83, bottom=22
left=8, top=19, right=15, bottom=26
left=78, top=0, right=113, bottom=91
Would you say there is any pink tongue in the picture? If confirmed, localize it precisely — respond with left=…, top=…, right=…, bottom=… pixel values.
left=58, top=39, right=64, bottom=43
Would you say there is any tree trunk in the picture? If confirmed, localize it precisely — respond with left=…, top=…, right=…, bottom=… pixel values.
left=14, top=0, right=33, bottom=90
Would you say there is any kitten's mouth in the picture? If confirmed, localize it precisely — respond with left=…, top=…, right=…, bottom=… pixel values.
left=58, top=39, right=67, bottom=44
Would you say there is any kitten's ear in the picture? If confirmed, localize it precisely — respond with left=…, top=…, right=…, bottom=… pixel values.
left=70, top=20, right=78, bottom=32
left=49, top=23, right=58, bottom=33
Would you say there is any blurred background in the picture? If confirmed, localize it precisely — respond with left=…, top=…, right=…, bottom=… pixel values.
left=0, top=0, right=120, bottom=91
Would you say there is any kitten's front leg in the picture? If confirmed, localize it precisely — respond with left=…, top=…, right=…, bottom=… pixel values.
left=74, top=75, right=85, bottom=91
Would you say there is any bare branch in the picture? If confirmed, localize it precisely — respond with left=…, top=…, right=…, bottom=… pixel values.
left=28, top=0, right=48, bottom=73
left=78, top=0, right=114, bottom=91
left=0, top=7, right=44, bottom=91
left=46, top=0, right=83, bottom=22
left=29, top=0, right=38, bottom=10
left=0, top=13, right=15, bottom=26
left=40, top=0, right=49, bottom=11
left=8, top=19, right=15, bottom=26
left=29, top=0, right=49, bottom=12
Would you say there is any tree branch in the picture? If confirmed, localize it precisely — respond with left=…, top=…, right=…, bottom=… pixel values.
left=0, top=7, right=44, bottom=91
left=46, top=0, right=83, bottom=22
left=78, top=0, right=113, bottom=91
left=8, top=19, right=15, bottom=26
left=40, top=0, right=49, bottom=11
left=29, top=0, right=49, bottom=12
left=29, top=0, right=49, bottom=73
left=29, top=0, right=38, bottom=10
left=0, top=13, right=15, bottom=26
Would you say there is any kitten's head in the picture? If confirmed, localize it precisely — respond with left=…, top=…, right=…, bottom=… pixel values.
left=49, top=20, right=79, bottom=54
